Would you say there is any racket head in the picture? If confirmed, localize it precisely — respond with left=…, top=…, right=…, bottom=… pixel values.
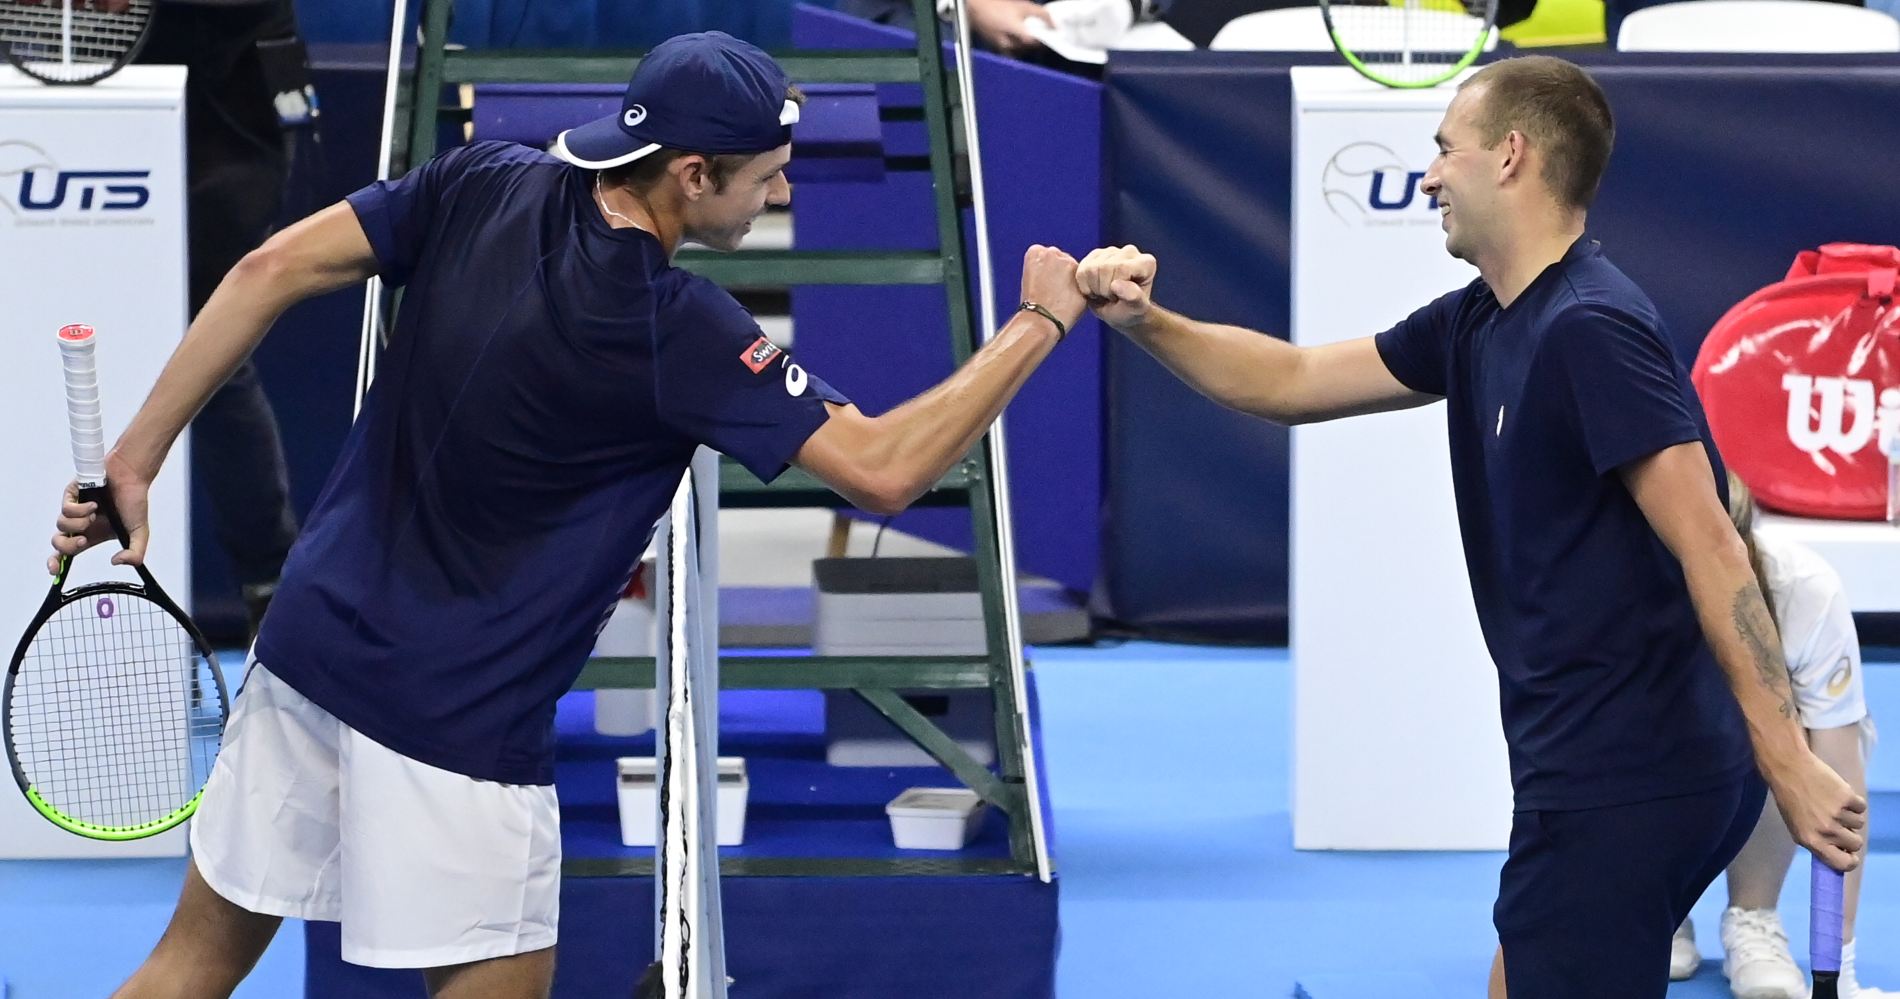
left=1319, top=0, right=1499, bottom=90
left=1, top=0, right=156, bottom=86
left=4, top=573, right=228, bottom=840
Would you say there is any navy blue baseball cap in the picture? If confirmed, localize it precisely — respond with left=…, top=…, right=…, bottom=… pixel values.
left=554, top=31, right=800, bottom=169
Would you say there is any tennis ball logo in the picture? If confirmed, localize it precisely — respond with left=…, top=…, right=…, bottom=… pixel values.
left=1322, top=142, right=1436, bottom=226
left=0, top=140, right=57, bottom=216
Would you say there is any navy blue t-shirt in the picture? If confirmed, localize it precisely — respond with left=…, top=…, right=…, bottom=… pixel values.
left=253, top=141, right=847, bottom=785
left=1374, top=238, right=1752, bottom=810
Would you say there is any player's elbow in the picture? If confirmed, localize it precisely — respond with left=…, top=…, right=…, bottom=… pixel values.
left=233, top=229, right=333, bottom=301
left=805, top=457, right=916, bottom=517
left=233, top=206, right=375, bottom=300
left=1214, top=386, right=1305, bottom=425
left=850, top=471, right=917, bottom=517
left=1237, top=395, right=1307, bottom=425
left=230, top=238, right=295, bottom=289
left=799, top=406, right=929, bottom=516
left=1689, top=525, right=1753, bottom=578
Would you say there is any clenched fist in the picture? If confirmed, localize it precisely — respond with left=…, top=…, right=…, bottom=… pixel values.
left=1019, top=244, right=1086, bottom=334
left=1075, top=244, right=1156, bottom=331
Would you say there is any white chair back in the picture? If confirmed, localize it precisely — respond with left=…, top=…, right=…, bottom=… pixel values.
left=1617, top=0, right=1900, bottom=52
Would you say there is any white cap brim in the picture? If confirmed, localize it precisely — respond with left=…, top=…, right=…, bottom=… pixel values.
left=553, top=98, right=801, bottom=169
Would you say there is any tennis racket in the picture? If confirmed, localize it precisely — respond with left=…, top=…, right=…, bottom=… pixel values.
left=2, top=323, right=228, bottom=841
left=1318, top=0, right=1498, bottom=90
left=0, top=0, right=155, bottom=86
left=1811, top=856, right=1845, bottom=999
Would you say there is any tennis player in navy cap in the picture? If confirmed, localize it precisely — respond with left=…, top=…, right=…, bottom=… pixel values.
left=56, top=31, right=1087, bottom=999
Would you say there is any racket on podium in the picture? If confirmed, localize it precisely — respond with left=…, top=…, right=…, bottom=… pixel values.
left=1, top=0, right=156, bottom=85
left=3, top=323, right=228, bottom=841
left=1318, top=0, right=1498, bottom=89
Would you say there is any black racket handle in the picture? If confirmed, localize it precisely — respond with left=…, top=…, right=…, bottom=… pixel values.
left=75, top=483, right=134, bottom=552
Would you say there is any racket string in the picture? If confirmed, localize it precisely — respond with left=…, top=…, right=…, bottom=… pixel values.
left=1329, top=0, right=1492, bottom=87
left=8, top=593, right=223, bottom=831
left=0, top=1, right=153, bottom=81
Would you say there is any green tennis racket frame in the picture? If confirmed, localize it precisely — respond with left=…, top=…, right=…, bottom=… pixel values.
left=1321, top=0, right=1499, bottom=90
left=4, top=530, right=227, bottom=842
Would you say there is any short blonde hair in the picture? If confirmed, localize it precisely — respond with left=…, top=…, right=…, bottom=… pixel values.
left=1460, top=56, right=1614, bottom=212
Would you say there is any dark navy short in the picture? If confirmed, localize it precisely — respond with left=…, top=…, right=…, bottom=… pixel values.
left=1494, top=772, right=1766, bottom=998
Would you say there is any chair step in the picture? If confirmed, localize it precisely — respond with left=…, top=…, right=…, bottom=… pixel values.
left=719, top=458, right=975, bottom=509
left=575, top=654, right=997, bottom=691
left=676, top=250, right=946, bottom=288
left=442, top=50, right=926, bottom=85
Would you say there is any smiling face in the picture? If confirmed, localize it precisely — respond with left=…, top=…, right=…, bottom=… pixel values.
left=681, top=145, right=793, bottom=252
left=1420, top=58, right=1619, bottom=269
left=1420, top=85, right=1502, bottom=266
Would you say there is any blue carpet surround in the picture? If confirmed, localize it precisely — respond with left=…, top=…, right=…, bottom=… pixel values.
left=3, top=644, right=1891, bottom=999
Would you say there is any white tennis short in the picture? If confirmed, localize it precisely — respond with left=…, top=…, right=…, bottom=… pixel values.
left=189, top=660, right=561, bottom=969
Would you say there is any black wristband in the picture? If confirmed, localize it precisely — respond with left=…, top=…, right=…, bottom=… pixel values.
left=1017, top=301, right=1067, bottom=342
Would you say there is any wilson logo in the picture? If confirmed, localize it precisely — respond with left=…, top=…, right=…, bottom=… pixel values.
left=1782, top=374, right=1900, bottom=467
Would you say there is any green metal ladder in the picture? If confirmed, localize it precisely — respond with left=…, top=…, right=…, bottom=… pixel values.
left=385, top=0, right=1052, bottom=883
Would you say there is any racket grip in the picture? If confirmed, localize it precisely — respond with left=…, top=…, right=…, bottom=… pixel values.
left=57, top=324, right=106, bottom=488
left=1811, top=854, right=1845, bottom=975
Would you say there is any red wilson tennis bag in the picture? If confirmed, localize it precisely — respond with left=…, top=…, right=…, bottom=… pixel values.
left=1692, top=243, right=1900, bottom=520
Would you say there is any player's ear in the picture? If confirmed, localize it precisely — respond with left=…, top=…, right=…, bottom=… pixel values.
left=1498, top=130, right=1528, bottom=185
left=671, top=154, right=712, bottom=200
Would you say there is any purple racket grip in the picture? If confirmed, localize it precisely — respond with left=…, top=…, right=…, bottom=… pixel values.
left=1811, top=854, right=1845, bottom=976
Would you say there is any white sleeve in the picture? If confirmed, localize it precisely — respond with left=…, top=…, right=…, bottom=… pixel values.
left=1786, top=587, right=1869, bottom=731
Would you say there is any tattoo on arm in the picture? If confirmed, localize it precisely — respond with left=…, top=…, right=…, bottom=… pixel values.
left=1732, top=581, right=1796, bottom=719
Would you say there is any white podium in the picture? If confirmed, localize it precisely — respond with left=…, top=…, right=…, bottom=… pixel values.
left=1289, top=67, right=1513, bottom=851
left=1756, top=514, right=1900, bottom=613
left=0, top=66, right=192, bottom=859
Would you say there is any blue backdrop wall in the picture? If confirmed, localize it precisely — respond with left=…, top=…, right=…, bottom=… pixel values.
left=1096, top=51, right=1900, bottom=640
left=294, top=0, right=836, bottom=47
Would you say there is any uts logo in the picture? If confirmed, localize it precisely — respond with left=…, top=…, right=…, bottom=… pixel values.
left=1782, top=374, right=1900, bottom=470
left=0, top=141, right=152, bottom=222
left=1321, top=142, right=1439, bottom=227
left=740, top=336, right=783, bottom=374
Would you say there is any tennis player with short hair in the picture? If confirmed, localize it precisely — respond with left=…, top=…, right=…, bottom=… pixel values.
left=1073, top=55, right=1866, bottom=998
left=50, top=31, right=1085, bottom=999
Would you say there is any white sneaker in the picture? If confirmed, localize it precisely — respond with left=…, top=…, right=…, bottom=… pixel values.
left=1840, top=941, right=1899, bottom=999
left=1721, top=907, right=1806, bottom=999
left=1673, top=917, right=1703, bottom=980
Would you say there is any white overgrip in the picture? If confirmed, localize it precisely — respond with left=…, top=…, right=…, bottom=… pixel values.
left=57, top=324, right=106, bottom=488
